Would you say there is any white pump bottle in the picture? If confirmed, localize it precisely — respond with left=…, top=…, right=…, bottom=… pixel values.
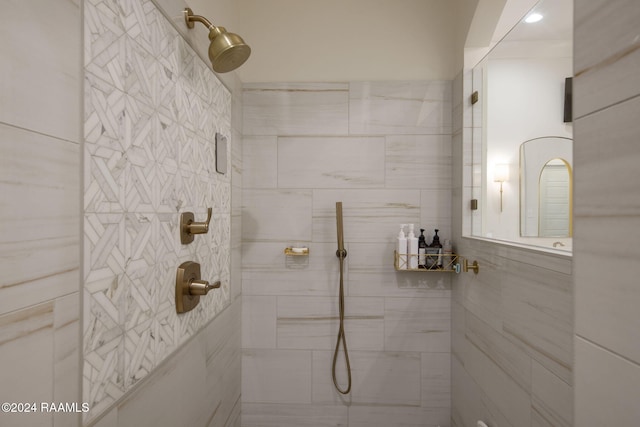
left=407, top=224, right=419, bottom=269
left=396, top=224, right=407, bottom=270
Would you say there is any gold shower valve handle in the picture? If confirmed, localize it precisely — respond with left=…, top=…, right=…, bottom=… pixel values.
left=175, top=261, right=220, bottom=313
left=180, top=208, right=212, bottom=244
left=189, top=279, right=221, bottom=296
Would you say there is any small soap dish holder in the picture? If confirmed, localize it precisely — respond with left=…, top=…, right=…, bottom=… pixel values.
left=284, top=247, right=309, bottom=256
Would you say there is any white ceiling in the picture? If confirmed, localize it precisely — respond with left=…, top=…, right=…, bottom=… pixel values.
left=490, top=0, right=573, bottom=59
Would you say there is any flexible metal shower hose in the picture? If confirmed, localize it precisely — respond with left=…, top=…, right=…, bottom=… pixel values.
left=332, top=202, right=351, bottom=394
left=332, top=251, right=351, bottom=394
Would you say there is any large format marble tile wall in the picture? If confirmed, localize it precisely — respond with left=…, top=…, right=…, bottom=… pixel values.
left=451, top=69, right=574, bottom=427
left=0, top=1, right=81, bottom=426
left=573, top=1, right=640, bottom=425
left=83, top=0, right=240, bottom=425
left=241, top=81, right=453, bottom=426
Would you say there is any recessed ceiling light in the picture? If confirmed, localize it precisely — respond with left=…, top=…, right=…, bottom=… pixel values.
left=525, top=13, right=543, bottom=23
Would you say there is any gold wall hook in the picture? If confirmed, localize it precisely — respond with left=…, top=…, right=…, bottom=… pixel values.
left=463, top=258, right=480, bottom=274
left=180, top=208, right=212, bottom=244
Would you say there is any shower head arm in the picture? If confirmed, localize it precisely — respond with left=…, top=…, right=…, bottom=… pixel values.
left=183, top=7, right=251, bottom=73
left=184, top=8, right=216, bottom=32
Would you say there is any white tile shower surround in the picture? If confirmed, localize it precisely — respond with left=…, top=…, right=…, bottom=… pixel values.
left=241, top=81, right=453, bottom=426
left=451, top=64, right=575, bottom=427
left=13, top=1, right=633, bottom=426
left=573, top=0, right=640, bottom=425
left=0, top=0, right=81, bottom=426
left=83, top=0, right=232, bottom=422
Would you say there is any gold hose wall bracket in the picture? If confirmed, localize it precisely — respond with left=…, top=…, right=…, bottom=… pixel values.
left=462, top=258, right=480, bottom=274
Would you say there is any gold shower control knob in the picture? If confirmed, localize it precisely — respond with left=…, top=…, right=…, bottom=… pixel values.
left=189, top=279, right=221, bottom=296
left=175, top=261, right=220, bottom=313
left=180, top=208, right=212, bottom=244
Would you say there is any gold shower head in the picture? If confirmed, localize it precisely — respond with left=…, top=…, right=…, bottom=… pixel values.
left=184, top=8, right=251, bottom=73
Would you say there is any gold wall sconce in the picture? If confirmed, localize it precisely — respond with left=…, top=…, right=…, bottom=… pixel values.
left=494, top=164, right=509, bottom=212
left=184, top=8, right=251, bottom=73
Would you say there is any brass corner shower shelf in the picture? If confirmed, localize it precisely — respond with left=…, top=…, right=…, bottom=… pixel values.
left=393, top=251, right=479, bottom=274
left=393, top=250, right=460, bottom=272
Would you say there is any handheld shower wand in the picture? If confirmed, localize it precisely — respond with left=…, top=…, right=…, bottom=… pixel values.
left=332, top=202, right=351, bottom=394
left=336, top=202, right=347, bottom=259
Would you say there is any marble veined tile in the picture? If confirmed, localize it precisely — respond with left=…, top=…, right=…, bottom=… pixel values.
left=83, top=146, right=127, bottom=215
left=465, top=339, right=531, bottom=427
left=85, top=0, right=126, bottom=67
left=574, top=215, right=640, bottom=365
left=115, top=347, right=187, bottom=427
left=451, top=355, right=512, bottom=427
left=85, top=34, right=127, bottom=92
left=123, top=318, right=155, bottom=389
left=54, top=293, right=81, bottom=410
left=276, top=296, right=384, bottom=351
left=574, top=0, right=640, bottom=74
left=385, top=135, right=452, bottom=189
left=0, top=303, right=55, bottom=412
left=465, top=311, right=531, bottom=393
left=312, top=189, right=421, bottom=244
left=422, top=352, right=451, bottom=409
left=242, top=242, right=342, bottom=296
left=574, top=46, right=640, bottom=119
left=243, top=136, right=278, bottom=189
left=532, top=360, right=572, bottom=427
left=349, top=81, right=452, bottom=135
left=84, top=213, right=127, bottom=281
left=349, top=405, right=450, bottom=427
left=242, top=349, right=312, bottom=404
left=242, top=189, right=312, bottom=242
left=82, top=0, right=234, bottom=421
left=242, top=295, right=277, bottom=348
left=0, top=0, right=80, bottom=142
left=347, top=242, right=452, bottom=298
left=243, top=83, right=349, bottom=136
left=0, top=124, right=79, bottom=315
left=312, top=350, right=421, bottom=406
left=384, top=297, right=451, bottom=353
left=573, top=0, right=640, bottom=116
left=278, top=136, right=385, bottom=189
left=502, top=261, right=573, bottom=384
left=83, top=335, right=125, bottom=422
left=421, top=189, right=453, bottom=242
left=575, top=337, right=640, bottom=427
left=574, top=95, right=640, bottom=217
left=241, top=403, right=348, bottom=427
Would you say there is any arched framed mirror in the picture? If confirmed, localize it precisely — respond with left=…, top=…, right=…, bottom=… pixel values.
left=538, top=158, right=572, bottom=237
left=520, top=136, right=573, bottom=238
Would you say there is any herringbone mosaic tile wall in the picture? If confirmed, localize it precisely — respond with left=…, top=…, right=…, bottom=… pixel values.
left=83, top=0, right=232, bottom=421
